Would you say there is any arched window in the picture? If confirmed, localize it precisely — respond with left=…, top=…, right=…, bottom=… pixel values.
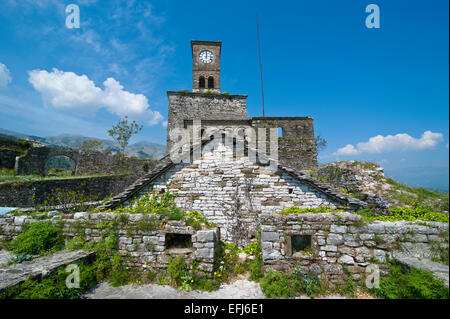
left=208, top=76, right=214, bottom=89
left=199, top=76, right=205, bottom=89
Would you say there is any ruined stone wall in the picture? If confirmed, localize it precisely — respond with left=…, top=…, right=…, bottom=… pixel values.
left=0, top=174, right=140, bottom=207
left=260, top=212, right=449, bottom=284
left=0, top=137, right=29, bottom=169
left=251, top=117, right=318, bottom=170
left=133, top=145, right=342, bottom=246
left=166, top=91, right=248, bottom=153
left=15, top=147, right=154, bottom=176
left=0, top=212, right=220, bottom=273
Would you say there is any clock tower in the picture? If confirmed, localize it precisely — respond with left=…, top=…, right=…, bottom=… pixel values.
left=191, top=40, right=221, bottom=92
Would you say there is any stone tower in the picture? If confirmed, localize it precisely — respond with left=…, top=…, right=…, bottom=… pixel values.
left=166, top=40, right=318, bottom=171
left=191, top=40, right=221, bottom=92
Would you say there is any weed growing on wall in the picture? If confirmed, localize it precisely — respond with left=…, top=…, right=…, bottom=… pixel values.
left=39, top=188, right=98, bottom=214
left=9, top=221, right=63, bottom=258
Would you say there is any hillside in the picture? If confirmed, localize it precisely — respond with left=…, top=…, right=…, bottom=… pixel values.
left=307, top=161, right=449, bottom=214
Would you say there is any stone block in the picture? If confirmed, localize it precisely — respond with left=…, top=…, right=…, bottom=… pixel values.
left=261, top=231, right=279, bottom=242
left=338, top=255, right=355, bottom=265
left=196, top=230, right=215, bottom=243
left=327, top=234, right=344, bottom=245
left=330, top=225, right=347, bottom=233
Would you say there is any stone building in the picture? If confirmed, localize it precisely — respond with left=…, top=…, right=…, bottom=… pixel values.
left=166, top=40, right=318, bottom=171
left=100, top=40, right=368, bottom=246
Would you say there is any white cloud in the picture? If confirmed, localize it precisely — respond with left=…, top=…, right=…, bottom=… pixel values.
left=28, top=68, right=163, bottom=125
left=334, top=144, right=359, bottom=156
left=0, top=63, right=12, bottom=89
left=334, top=131, right=444, bottom=156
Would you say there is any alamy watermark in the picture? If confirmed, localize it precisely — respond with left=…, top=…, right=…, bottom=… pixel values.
left=365, top=264, right=380, bottom=289
left=65, top=4, right=80, bottom=29
left=365, top=4, right=380, bottom=29
left=168, top=120, right=279, bottom=171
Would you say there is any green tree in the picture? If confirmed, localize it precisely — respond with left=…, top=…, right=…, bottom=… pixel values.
left=80, top=139, right=102, bottom=151
left=107, top=116, right=142, bottom=159
left=315, top=135, right=327, bottom=154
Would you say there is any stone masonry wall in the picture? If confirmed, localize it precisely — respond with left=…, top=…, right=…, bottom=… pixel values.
left=0, top=174, right=140, bottom=207
left=133, top=144, right=342, bottom=246
left=166, top=91, right=248, bottom=153
left=0, top=212, right=220, bottom=274
left=260, top=212, right=449, bottom=284
left=252, top=117, right=318, bottom=170
left=15, top=147, right=154, bottom=176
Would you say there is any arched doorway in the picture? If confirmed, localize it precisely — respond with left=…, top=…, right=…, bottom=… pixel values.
left=44, top=155, right=76, bottom=176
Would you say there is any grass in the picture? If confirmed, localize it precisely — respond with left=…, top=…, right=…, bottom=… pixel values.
left=373, top=261, right=449, bottom=299
left=0, top=169, right=119, bottom=184
left=356, top=205, right=449, bottom=223
left=278, top=206, right=345, bottom=215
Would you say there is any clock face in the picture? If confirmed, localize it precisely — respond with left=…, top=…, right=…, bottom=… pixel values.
left=199, top=50, right=214, bottom=64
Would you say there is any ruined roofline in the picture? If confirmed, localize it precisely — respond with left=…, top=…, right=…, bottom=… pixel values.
left=252, top=116, right=314, bottom=121
left=97, top=133, right=367, bottom=211
left=167, top=91, right=248, bottom=99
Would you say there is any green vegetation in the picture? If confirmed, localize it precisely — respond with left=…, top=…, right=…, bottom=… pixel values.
left=373, top=262, right=449, bottom=299
left=166, top=256, right=218, bottom=292
left=108, top=115, right=142, bottom=160
left=39, top=188, right=98, bottom=214
left=385, top=178, right=449, bottom=214
left=80, top=139, right=102, bottom=151
left=0, top=171, right=115, bottom=184
left=357, top=204, right=449, bottom=223
left=0, top=261, right=97, bottom=299
left=258, top=267, right=332, bottom=299
left=102, top=189, right=216, bottom=230
left=9, top=221, right=63, bottom=257
left=260, top=269, right=295, bottom=298
left=278, top=206, right=345, bottom=215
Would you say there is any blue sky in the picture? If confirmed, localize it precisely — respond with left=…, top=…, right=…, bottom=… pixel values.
left=0, top=0, right=448, bottom=190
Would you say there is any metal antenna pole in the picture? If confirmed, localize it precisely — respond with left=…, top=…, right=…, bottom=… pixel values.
left=256, top=13, right=265, bottom=117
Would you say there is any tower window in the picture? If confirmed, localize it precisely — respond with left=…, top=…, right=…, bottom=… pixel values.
left=208, top=76, right=214, bottom=89
left=199, top=76, right=205, bottom=89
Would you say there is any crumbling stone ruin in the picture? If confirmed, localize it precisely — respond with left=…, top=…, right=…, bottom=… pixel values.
left=1, top=40, right=448, bottom=290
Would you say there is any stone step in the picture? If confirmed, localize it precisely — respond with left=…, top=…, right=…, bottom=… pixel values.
left=394, top=253, right=449, bottom=288
left=0, top=249, right=95, bottom=293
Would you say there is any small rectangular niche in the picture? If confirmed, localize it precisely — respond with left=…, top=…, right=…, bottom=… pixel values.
left=165, top=233, right=193, bottom=249
left=291, top=235, right=312, bottom=255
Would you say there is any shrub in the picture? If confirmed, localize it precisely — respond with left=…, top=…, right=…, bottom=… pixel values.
left=374, top=262, right=449, bottom=299
left=142, top=162, right=150, bottom=172
left=10, top=221, right=63, bottom=256
left=167, top=256, right=187, bottom=287
left=260, top=269, right=295, bottom=298
left=292, top=269, right=322, bottom=298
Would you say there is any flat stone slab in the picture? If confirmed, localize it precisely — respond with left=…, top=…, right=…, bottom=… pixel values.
left=0, top=250, right=95, bottom=293
left=0, top=250, right=15, bottom=267
left=394, top=253, right=449, bottom=287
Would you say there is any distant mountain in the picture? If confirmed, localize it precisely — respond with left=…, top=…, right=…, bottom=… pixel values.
left=0, top=128, right=44, bottom=142
left=384, top=166, right=449, bottom=194
left=0, top=128, right=166, bottom=160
